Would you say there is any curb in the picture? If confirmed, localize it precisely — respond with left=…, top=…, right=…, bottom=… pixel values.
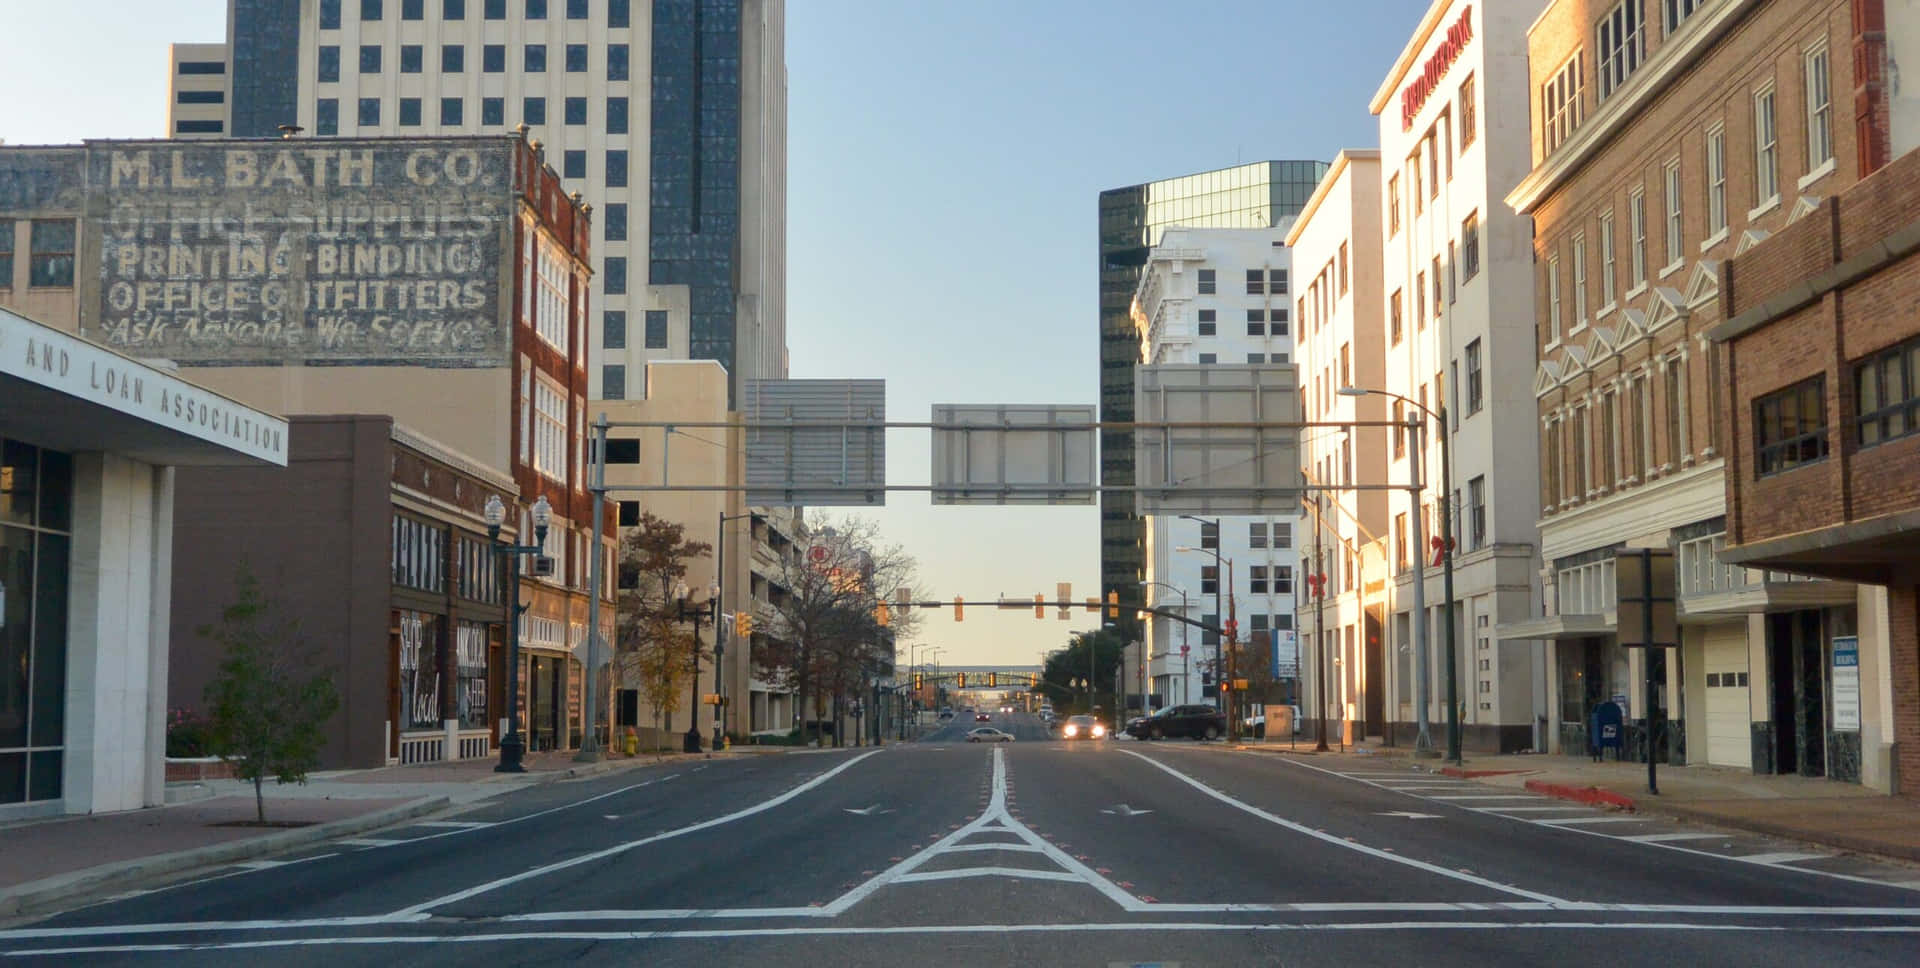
left=1648, top=801, right=1920, bottom=865
left=1524, top=779, right=1639, bottom=810
left=0, top=795, right=450, bottom=919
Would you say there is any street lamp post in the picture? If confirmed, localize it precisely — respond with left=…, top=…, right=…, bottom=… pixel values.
left=713, top=511, right=754, bottom=753
left=483, top=493, right=551, bottom=773
left=1140, top=580, right=1190, bottom=706
left=673, top=578, right=720, bottom=754
left=1342, top=386, right=1459, bottom=764
left=1176, top=528, right=1236, bottom=739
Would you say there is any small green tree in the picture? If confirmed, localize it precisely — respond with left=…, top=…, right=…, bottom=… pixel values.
left=201, top=567, right=340, bottom=823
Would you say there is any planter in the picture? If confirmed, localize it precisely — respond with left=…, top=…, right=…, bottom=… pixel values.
left=165, top=757, right=236, bottom=782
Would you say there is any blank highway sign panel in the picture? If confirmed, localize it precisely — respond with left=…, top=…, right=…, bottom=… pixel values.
left=930, top=404, right=1096, bottom=505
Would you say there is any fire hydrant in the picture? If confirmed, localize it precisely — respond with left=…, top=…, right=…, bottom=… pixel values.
left=623, top=727, right=639, bottom=756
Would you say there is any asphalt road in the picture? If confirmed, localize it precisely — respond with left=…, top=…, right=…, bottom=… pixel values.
left=5, top=713, right=1919, bottom=966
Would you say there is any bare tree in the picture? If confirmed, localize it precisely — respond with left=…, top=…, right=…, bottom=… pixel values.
left=614, top=512, right=711, bottom=749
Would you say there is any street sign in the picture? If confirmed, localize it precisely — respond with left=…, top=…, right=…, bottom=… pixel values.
left=742, top=379, right=886, bottom=506
left=931, top=404, right=1095, bottom=505
left=1615, top=548, right=1678, bottom=647
left=1134, top=363, right=1302, bottom=515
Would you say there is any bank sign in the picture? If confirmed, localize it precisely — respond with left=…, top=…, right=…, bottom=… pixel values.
left=83, top=140, right=513, bottom=367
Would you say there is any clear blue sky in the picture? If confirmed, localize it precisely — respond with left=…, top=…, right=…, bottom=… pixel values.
left=0, top=0, right=1431, bottom=667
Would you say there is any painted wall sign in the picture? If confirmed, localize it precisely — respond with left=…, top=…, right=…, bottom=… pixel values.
left=1401, top=5, right=1475, bottom=131
left=81, top=140, right=513, bottom=367
left=1831, top=635, right=1860, bottom=732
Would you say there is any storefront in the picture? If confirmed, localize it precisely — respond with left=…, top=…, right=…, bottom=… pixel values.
left=1, top=306, right=286, bottom=818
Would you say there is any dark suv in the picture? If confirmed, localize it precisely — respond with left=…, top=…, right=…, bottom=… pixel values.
left=1127, top=704, right=1228, bottom=741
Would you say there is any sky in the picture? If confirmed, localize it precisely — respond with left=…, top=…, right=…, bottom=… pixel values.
left=0, top=0, right=1432, bottom=668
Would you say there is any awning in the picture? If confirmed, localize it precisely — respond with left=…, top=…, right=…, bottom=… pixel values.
left=1494, top=613, right=1614, bottom=642
left=1680, top=579, right=1859, bottom=620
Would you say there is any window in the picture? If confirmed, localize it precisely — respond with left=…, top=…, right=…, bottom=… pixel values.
left=533, top=243, right=569, bottom=350
left=1390, top=289, right=1403, bottom=344
left=563, top=149, right=585, bottom=178
left=603, top=310, right=626, bottom=349
left=1270, top=307, right=1289, bottom=336
left=318, top=45, right=340, bottom=82
left=1542, top=54, right=1584, bottom=152
left=1272, top=268, right=1289, bottom=294
left=1197, top=269, right=1216, bottom=294
left=645, top=310, right=669, bottom=348
left=178, top=59, right=225, bottom=75
left=1663, top=159, right=1683, bottom=267
left=481, top=97, right=504, bottom=126
left=485, top=0, right=505, bottom=16
left=1601, top=390, right=1619, bottom=487
left=1459, top=73, right=1477, bottom=149
left=1468, top=476, right=1486, bottom=549
left=1466, top=339, right=1483, bottom=415
left=1411, top=154, right=1423, bottom=214
left=1274, top=568, right=1295, bottom=596
left=440, top=97, right=463, bottom=126
left=1249, top=566, right=1268, bottom=595
left=392, top=517, right=445, bottom=592
left=604, top=203, right=626, bottom=241
left=1547, top=255, right=1562, bottom=342
left=523, top=96, right=545, bottom=125
left=361, top=0, right=384, bottom=19
left=606, top=149, right=628, bottom=187
left=176, top=89, right=224, bottom=104
left=1393, top=399, right=1407, bottom=458
left=1753, top=86, right=1779, bottom=204
left=444, top=0, right=465, bottom=17
left=1246, top=353, right=1265, bottom=364
left=1598, top=211, right=1617, bottom=306
left=1755, top=377, right=1828, bottom=476
left=1340, top=342, right=1350, bottom=389
left=1596, top=0, right=1645, bottom=101
left=1388, top=175, right=1402, bottom=235
left=606, top=96, right=628, bottom=134
left=610, top=0, right=629, bottom=28
left=1665, top=0, right=1703, bottom=31
left=439, top=43, right=465, bottom=73
left=1466, top=212, right=1482, bottom=282
left=1197, top=308, right=1215, bottom=336
left=1395, top=514, right=1409, bottom=571
left=525, top=44, right=546, bottom=72
left=1426, top=128, right=1440, bottom=198
left=320, top=0, right=342, bottom=29
left=566, top=43, right=588, bottom=73
left=1200, top=520, right=1218, bottom=550
left=1545, top=420, right=1563, bottom=505
left=1630, top=188, right=1648, bottom=288
left=617, top=501, right=640, bottom=528
left=1571, top=233, right=1588, bottom=323
left=173, top=119, right=222, bottom=134
left=602, top=256, right=626, bottom=295
left=1200, top=566, right=1219, bottom=595
left=567, top=0, right=588, bottom=17
left=1274, top=522, right=1291, bottom=548
left=1805, top=44, right=1833, bottom=171
left=1448, top=241, right=1458, bottom=303
left=1245, top=269, right=1264, bottom=295
left=565, top=97, right=587, bottom=124
left=358, top=97, right=381, bottom=126
left=1664, top=356, right=1686, bottom=466
left=532, top=379, right=568, bottom=479
left=525, top=0, right=546, bottom=16
left=602, top=365, right=626, bottom=401
left=398, top=97, right=421, bottom=126
left=1246, top=309, right=1265, bottom=336
left=1415, top=271, right=1427, bottom=325
left=608, top=43, right=629, bottom=80
left=27, top=220, right=74, bottom=287
left=1572, top=405, right=1590, bottom=495
left=359, top=44, right=381, bottom=73
left=316, top=99, right=339, bottom=135
left=1705, top=124, right=1727, bottom=237
left=483, top=44, right=504, bottom=72
left=400, top=44, right=422, bottom=73
left=1855, top=336, right=1920, bottom=447
left=1629, top=373, right=1649, bottom=479
left=1430, top=257, right=1442, bottom=320
left=1249, top=523, right=1268, bottom=549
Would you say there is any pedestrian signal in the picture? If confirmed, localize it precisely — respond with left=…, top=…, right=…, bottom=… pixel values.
left=954, top=597, right=964, bottom=621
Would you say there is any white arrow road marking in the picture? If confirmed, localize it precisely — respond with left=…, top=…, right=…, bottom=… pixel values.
left=1101, top=804, right=1154, bottom=816
left=1374, top=811, right=1442, bottom=820
left=843, top=805, right=893, bottom=816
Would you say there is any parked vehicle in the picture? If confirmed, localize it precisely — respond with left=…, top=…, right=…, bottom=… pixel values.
left=966, top=727, right=1014, bottom=743
left=1126, top=703, right=1227, bottom=741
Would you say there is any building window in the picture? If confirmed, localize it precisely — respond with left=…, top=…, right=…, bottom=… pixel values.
left=1200, top=565, right=1219, bottom=595
left=173, top=120, right=222, bottom=134
left=400, top=44, right=422, bottom=73
left=1468, top=475, right=1486, bottom=549
left=606, top=96, right=629, bottom=135
left=440, top=97, right=463, bottom=126
left=608, top=43, right=629, bottom=81
left=1411, top=153, right=1423, bottom=215
left=1430, top=256, right=1442, bottom=319
left=1664, top=0, right=1703, bottom=31
left=596, top=203, right=624, bottom=242
left=1390, top=289, right=1403, bottom=344
left=357, top=97, right=382, bottom=126
left=1274, top=522, right=1291, bottom=548
left=1415, top=271, right=1427, bottom=326
left=1393, top=399, right=1407, bottom=459
left=1663, top=160, right=1683, bottom=268
left=602, top=255, right=626, bottom=295
left=1855, top=336, right=1920, bottom=447
left=1249, top=522, right=1268, bottom=549
left=564, top=97, right=587, bottom=125
left=534, top=244, right=569, bottom=350
left=27, top=219, right=74, bottom=288
left=1664, top=356, right=1686, bottom=466
left=610, top=0, right=630, bottom=28
left=617, top=501, right=640, bottom=528
left=563, top=149, right=586, bottom=179
left=1596, top=0, right=1644, bottom=101
left=1598, top=211, right=1616, bottom=306
left=1753, top=85, right=1779, bottom=204
left=316, top=98, right=339, bottom=135
left=320, top=0, right=342, bottom=29
left=398, top=97, right=422, bottom=126
left=1705, top=124, right=1727, bottom=237
left=1249, top=566, right=1268, bottom=595
left=1465, top=339, right=1483, bottom=415
left=1545, top=420, right=1563, bottom=505
left=1805, top=44, right=1833, bottom=171
left=602, top=364, right=626, bottom=401
left=1459, top=212, right=1480, bottom=282
left=1571, top=233, right=1588, bottom=323
left=481, top=97, right=504, bottom=126
left=567, top=0, right=587, bottom=18
left=361, top=0, right=384, bottom=19
left=483, top=44, right=505, bottom=72
left=1271, top=307, right=1289, bottom=336
left=1572, top=405, right=1590, bottom=496
left=606, top=149, right=628, bottom=187
left=318, top=45, right=340, bottom=82
left=485, top=0, right=505, bottom=16
left=645, top=310, right=668, bottom=348
left=1197, top=268, right=1215, bottom=294
left=604, top=310, right=626, bottom=349
left=1629, top=373, right=1649, bottom=479
left=1245, top=309, right=1265, bottom=336
left=533, top=379, right=568, bottom=480
left=1272, top=268, right=1290, bottom=295
left=1542, top=53, right=1584, bottom=152
left=1459, top=73, right=1476, bottom=149
left=523, top=96, right=545, bottom=125
left=526, top=0, right=546, bottom=17
left=1394, top=513, right=1409, bottom=572
left=1245, top=269, right=1264, bottom=295
left=392, top=516, right=446, bottom=592
left=1755, top=377, right=1828, bottom=476
left=525, top=44, right=546, bottom=73
left=444, top=0, right=465, bottom=18
left=1388, top=174, right=1401, bottom=235
left=566, top=43, right=588, bottom=73
left=359, top=44, right=381, bottom=73
left=1197, top=308, right=1215, bottom=336
left=1600, top=390, right=1619, bottom=487
left=443, top=44, right=465, bottom=73
left=1629, top=188, right=1648, bottom=288
left=1547, top=255, right=1562, bottom=342
left=1200, top=520, right=1218, bottom=550
left=1425, top=127, right=1440, bottom=198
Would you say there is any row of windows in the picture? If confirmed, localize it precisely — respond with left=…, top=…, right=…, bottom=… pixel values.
left=0, top=219, right=75, bottom=289
left=319, top=0, right=630, bottom=28
left=1388, top=73, right=1476, bottom=236
left=1544, top=354, right=1705, bottom=508
left=601, top=309, right=669, bottom=350
left=1754, top=336, right=1920, bottom=477
left=320, top=41, right=627, bottom=78
left=1194, top=352, right=1289, bottom=365
left=313, top=95, right=630, bottom=157
left=1195, top=268, right=1287, bottom=296
left=1193, top=521, right=1293, bottom=551
left=1198, top=565, right=1296, bottom=597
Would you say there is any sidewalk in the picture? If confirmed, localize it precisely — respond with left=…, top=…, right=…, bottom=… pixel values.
left=0, top=748, right=705, bottom=918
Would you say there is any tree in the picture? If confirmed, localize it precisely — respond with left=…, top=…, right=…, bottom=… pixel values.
left=200, top=566, right=340, bottom=824
left=614, top=512, right=711, bottom=747
left=1040, top=628, right=1126, bottom=719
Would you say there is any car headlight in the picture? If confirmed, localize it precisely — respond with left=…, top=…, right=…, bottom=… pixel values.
left=1063, top=725, right=1077, bottom=737
left=1092, top=725, right=1106, bottom=737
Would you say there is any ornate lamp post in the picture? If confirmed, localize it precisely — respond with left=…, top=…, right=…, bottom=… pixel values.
left=483, top=493, right=551, bottom=773
left=673, top=578, right=719, bottom=753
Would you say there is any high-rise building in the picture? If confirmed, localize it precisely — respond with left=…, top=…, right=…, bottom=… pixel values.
left=1098, top=161, right=1326, bottom=638
left=185, top=0, right=787, bottom=402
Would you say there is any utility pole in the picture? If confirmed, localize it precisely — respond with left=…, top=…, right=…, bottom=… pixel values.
left=1313, top=493, right=1329, bottom=753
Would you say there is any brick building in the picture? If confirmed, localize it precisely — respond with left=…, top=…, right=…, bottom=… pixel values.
left=1502, top=0, right=1898, bottom=787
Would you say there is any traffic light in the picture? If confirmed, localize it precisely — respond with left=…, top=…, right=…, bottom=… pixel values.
left=1028, top=673, right=1038, bottom=687
left=735, top=612, right=752, bottom=637
left=914, top=673, right=924, bottom=691
left=954, top=596, right=964, bottom=621
left=1107, top=591, right=1120, bottom=618
left=989, top=673, right=997, bottom=687
left=1034, top=593, right=1045, bottom=619
left=876, top=602, right=890, bottom=627
left=957, top=672, right=967, bottom=688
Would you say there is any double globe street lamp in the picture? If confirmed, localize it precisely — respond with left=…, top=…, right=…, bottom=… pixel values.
left=672, top=578, right=720, bottom=754
left=482, top=493, right=552, bottom=774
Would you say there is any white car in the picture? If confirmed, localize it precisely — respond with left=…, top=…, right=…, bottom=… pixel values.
left=966, top=727, right=1015, bottom=743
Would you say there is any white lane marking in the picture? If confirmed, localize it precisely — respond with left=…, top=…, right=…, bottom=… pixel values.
left=892, top=868, right=1085, bottom=885
left=1733, top=852, right=1829, bottom=866
left=337, top=838, right=407, bottom=847
left=1120, top=750, right=1566, bottom=905
left=1101, top=804, right=1154, bottom=816
left=1530, top=816, right=1646, bottom=825
left=413, top=821, right=492, bottom=829
left=1374, top=783, right=1476, bottom=789
left=504, top=908, right=826, bottom=921
left=480, top=901, right=1920, bottom=919
left=843, top=804, right=893, bottom=816
left=1620, top=833, right=1724, bottom=843
left=391, top=750, right=883, bottom=917
left=939, top=843, right=1046, bottom=854
left=1374, top=811, right=1442, bottom=820
left=0, top=915, right=430, bottom=942
left=1479, top=806, right=1597, bottom=813
left=232, top=861, right=291, bottom=870
left=14, top=922, right=1920, bottom=954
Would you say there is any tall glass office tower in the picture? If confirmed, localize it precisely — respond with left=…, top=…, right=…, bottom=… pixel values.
left=1097, top=161, right=1327, bottom=635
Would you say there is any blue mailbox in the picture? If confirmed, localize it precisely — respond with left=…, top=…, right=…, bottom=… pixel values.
left=1589, top=701, right=1624, bottom=761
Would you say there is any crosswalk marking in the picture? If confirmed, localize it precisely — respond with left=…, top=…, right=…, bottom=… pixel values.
left=1425, top=795, right=1545, bottom=801
left=1732, top=852, right=1827, bottom=866
left=414, top=821, right=492, bottom=829
left=1530, top=815, right=1645, bottom=825
left=1620, top=832, right=1723, bottom=843
left=336, top=838, right=407, bottom=847
left=1480, top=806, right=1594, bottom=813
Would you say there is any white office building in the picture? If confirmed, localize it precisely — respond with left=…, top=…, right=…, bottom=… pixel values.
left=1131, top=226, right=1299, bottom=710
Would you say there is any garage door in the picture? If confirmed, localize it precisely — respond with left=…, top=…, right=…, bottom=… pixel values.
left=1703, top=625, right=1751, bottom=768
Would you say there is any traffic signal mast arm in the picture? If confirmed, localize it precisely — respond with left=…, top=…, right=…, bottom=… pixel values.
left=899, top=599, right=1227, bottom=638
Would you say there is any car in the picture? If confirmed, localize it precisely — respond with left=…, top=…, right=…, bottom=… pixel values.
left=937, top=710, right=954, bottom=721
left=975, top=712, right=991, bottom=722
left=1059, top=714, right=1107, bottom=740
left=966, top=727, right=1014, bottom=743
left=1127, top=703, right=1228, bottom=741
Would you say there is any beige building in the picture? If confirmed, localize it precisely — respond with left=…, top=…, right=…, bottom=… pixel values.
left=166, top=43, right=230, bottom=139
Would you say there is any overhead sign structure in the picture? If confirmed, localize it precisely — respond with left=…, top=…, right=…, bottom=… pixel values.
left=1134, top=364, right=1303, bottom=516
left=742, top=379, right=886, bottom=506
left=930, top=404, right=1095, bottom=505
